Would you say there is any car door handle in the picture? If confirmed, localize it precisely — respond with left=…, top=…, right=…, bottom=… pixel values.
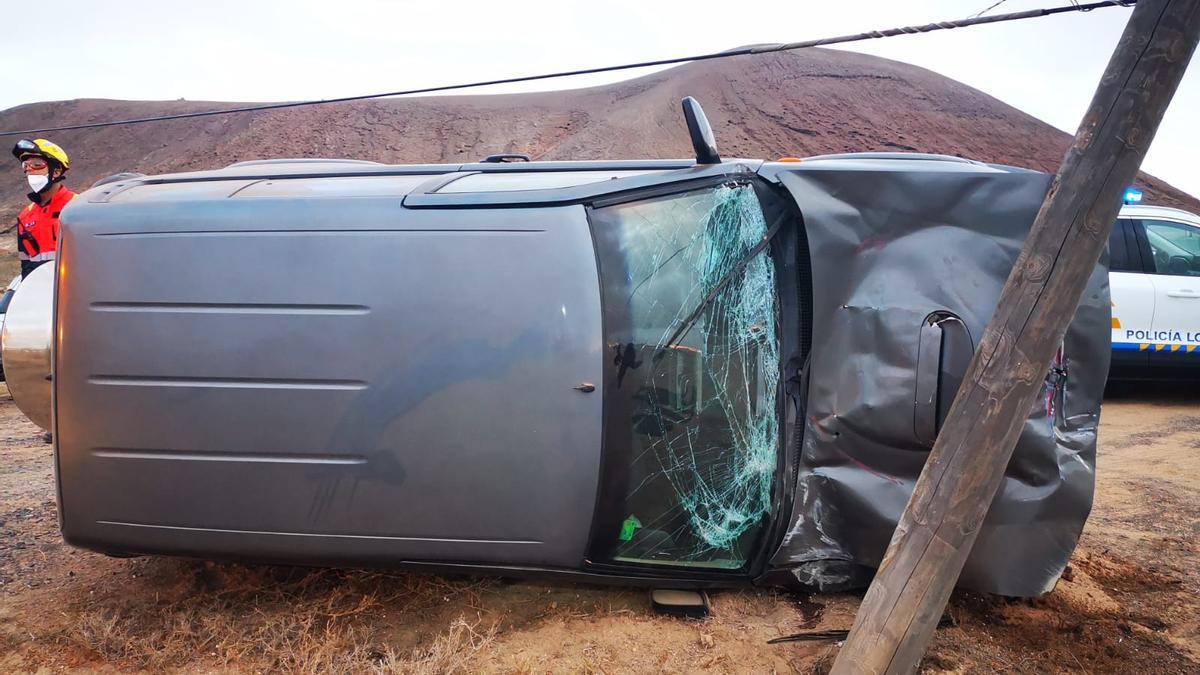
left=1166, top=290, right=1199, bottom=298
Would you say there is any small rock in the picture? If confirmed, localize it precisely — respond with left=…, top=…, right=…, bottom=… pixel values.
left=699, top=633, right=715, bottom=649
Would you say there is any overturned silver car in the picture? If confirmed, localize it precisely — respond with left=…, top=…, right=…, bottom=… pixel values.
left=3, top=108, right=1110, bottom=598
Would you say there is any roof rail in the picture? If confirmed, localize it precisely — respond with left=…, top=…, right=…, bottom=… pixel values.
left=224, top=158, right=383, bottom=168
left=803, top=152, right=984, bottom=165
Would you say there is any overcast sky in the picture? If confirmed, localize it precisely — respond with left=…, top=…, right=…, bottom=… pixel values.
left=1, top=0, right=1196, bottom=196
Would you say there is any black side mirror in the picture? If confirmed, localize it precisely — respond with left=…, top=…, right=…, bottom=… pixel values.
left=681, top=97, right=721, bottom=165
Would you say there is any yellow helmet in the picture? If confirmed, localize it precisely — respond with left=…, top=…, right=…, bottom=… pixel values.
left=12, top=138, right=69, bottom=170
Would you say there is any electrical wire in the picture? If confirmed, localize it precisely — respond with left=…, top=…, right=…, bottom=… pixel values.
left=970, top=0, right=1013, bottom=19
left=0, top=0, right=1137, bottom=138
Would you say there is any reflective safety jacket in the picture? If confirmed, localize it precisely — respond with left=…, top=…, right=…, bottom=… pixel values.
left=15, top=186, right=75, bottom=264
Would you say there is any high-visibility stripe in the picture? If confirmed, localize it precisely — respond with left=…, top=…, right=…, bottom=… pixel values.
left=1111, top=317, right=1122, bottom=329
left=17, top=251, right=56, bottom=262
left=1116, top=342, right=1200, bottom=355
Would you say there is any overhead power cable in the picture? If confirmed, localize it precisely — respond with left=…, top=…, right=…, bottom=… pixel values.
left=0, top=0, right=1136, bottom=138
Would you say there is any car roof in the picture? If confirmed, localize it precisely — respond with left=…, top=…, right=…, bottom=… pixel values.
left=1119, top=204, right=1200, bottom=226
left=82, top=152, right=1038, bottom=207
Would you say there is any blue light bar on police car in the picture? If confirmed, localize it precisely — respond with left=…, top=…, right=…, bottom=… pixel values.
left=1123, top=187, right=1143, bottom=204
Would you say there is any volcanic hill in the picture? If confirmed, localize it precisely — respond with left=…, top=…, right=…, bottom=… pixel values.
left=1, top=47, right=1196, bottom=222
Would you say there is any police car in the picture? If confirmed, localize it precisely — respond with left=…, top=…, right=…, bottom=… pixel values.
left=1109, top=196, right=1200, bottom=380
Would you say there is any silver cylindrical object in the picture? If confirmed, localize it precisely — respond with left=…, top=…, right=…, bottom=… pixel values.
left=1, top=263, right=54, bottom=431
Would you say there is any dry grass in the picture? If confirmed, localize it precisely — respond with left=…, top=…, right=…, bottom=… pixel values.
left=4, top=391, right=1200, bottom=673
left=75, top=604, right=495, bottom=674
left=382, top=617, right=499, bottom=674
left=48, top=563, right=502, bottom=672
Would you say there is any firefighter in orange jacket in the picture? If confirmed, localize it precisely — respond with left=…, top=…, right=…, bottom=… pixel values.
left=12, top=138, right=74, bottom=278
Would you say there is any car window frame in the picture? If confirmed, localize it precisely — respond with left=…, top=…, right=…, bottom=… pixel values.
left=580, top=174, right=796, bottom=580
left=1109, top=217, right=1141, bottom=273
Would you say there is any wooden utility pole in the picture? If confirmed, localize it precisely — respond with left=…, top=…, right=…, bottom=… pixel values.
left=831, top=1, right=1200, bottom=673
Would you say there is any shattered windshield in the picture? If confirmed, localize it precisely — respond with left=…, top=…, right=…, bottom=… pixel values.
left=590, top=182, right=780, bottom=569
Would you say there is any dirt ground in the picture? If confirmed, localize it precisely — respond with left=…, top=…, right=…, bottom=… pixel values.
left=0, top=383, right=1196, bottom=674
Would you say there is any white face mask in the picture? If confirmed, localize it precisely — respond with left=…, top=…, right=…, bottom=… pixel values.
left=26, top=174, right=49, bottom=193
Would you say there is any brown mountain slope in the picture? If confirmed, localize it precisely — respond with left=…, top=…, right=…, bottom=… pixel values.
left=1, top=47, right=1196, bottom=221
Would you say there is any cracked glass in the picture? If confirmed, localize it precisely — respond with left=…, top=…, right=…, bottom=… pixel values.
left=590, top=182, right=780, bottom=569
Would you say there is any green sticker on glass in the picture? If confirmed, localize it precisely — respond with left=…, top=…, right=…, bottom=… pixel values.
left=619, top=516, right=641, bottom=541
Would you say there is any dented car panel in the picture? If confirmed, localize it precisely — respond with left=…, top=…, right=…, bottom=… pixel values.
left=16, top=154, right=1106, bottom=597
left=760, top=162, right=1108, bottom=596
